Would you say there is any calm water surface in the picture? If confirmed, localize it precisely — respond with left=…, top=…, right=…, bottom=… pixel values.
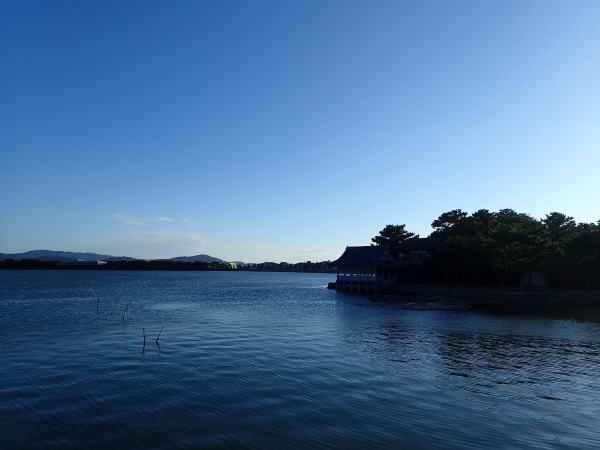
left=1, top=270, right=600, bottom=449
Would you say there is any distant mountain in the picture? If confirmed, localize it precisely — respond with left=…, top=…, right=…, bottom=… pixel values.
left=0, top=250, right=130, bottom=262
left=168, top=254, right=225, bottom=263
left=0, top=250, right=237, bottom=264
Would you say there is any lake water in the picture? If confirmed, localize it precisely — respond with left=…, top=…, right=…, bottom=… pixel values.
left=1, top=270, right=600, bottom=449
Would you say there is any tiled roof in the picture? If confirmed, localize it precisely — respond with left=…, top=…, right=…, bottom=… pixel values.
left=331, top=246, right=402, bottom=267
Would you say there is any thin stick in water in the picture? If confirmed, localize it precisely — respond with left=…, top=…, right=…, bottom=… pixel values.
left=156, top=325, right=164, bottom=344
left=122, top=301, right=131, bottom=322
left=90, top=289, right=100, bottom=309
left=142, top=327, right=146, bottom=354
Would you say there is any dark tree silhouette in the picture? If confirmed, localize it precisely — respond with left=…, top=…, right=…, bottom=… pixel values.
left=371, top=224, right=418, bottom=248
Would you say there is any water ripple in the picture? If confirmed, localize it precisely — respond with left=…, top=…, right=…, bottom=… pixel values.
left=2, top=271, right=600, bottom=448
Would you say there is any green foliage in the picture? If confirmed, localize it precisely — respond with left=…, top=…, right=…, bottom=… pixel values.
left=419, top=208, right=598, bottom=288
left=371, top=224, right=418, bottom=248
left=563, top=222, right=600, bottom=288
left=431, top=209, right=468, bottom=235
left=489, top=215, right=556, bottom=285
left=543, top=212, right=576, bottom=243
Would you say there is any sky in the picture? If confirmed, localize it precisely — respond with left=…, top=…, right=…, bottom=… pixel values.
left=1, top=1, right=599, bottom=263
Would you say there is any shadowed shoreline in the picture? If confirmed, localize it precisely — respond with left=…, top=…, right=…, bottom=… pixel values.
left=369, top=284, right=600, bottom=314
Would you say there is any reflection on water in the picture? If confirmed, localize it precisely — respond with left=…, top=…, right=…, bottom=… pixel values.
left=1, top=271, right=600, bottom=448
left=335, top=291, right=600, bottom=448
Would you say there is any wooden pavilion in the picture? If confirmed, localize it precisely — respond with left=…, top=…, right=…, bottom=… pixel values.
left=331, top=246, right=404, bottom=292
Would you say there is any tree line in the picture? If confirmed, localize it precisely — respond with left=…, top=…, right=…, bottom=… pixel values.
left=0, top=259, right=239, bottom=271
left=0, top=258, right=335, bottom=272
left=373, top=209, right=600, bottom=289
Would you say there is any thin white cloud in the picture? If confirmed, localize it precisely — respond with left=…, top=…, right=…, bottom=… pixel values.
left=111, top=214, right=175, bottom=227
left=111, top=214, right=148, bottom=226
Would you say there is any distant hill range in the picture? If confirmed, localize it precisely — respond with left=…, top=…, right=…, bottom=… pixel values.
left=169, top=254, right=226, bottom=263
left=0, top=250, right=238, bottom=264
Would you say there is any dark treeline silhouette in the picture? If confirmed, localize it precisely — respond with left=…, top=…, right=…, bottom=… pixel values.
left=0, top=259, right=236, bottom=271
left=105, top=260, right=236, bottom=271
left=0, top=258, right=335, bottom=272
left=0, top=259, right=67, bottom=269
left=383, top=209, right=600, bottom=289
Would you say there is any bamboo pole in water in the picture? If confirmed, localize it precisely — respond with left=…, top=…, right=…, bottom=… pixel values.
left=156, top=325, right=164, bottom=344
left=90, top=289, right=100, bottom=309
left=122, top=301, right=131, bottom=322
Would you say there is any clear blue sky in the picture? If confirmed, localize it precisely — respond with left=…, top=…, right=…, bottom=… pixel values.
left=2, top=1, right=599, bottom=263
